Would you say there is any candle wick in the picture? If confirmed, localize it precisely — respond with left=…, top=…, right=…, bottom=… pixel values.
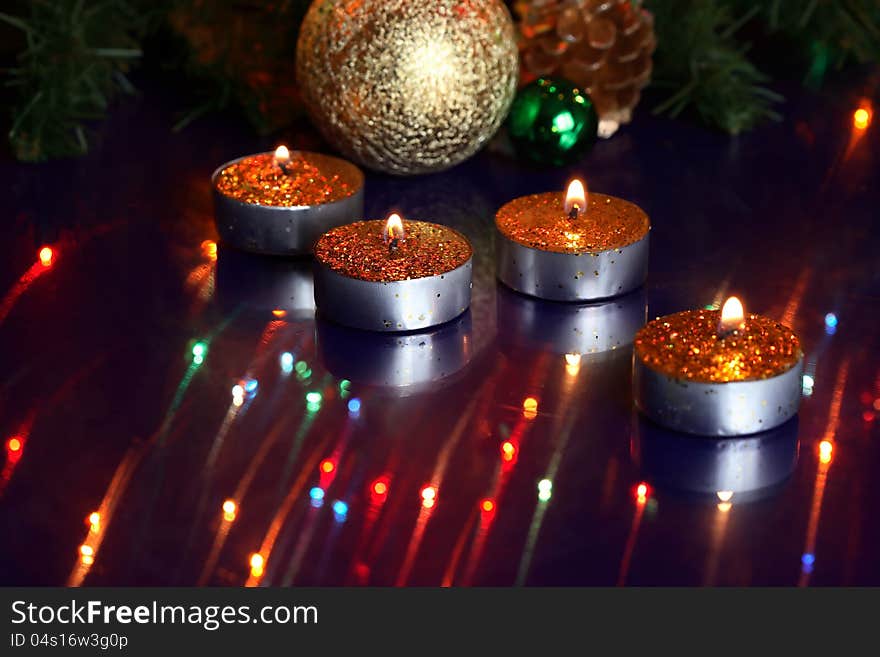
left=388, top=237, right=400, bottom=254
left=278, top=160, right=291, bottom=175
left=568, top=204, right=580, bottom=221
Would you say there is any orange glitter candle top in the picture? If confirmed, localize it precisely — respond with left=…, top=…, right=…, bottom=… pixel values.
left=314, top=215, right=472, bottom=283
left=635, top=297, right=803, bottom=383
left=496, top=180, right=650, bottom=254
left=213, top=146, right=363, bottom=208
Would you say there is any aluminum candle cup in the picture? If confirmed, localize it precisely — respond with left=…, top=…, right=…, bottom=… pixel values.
left=313, top=215, right=473, bottom=332
left=212, top=147, right=364, bottom=255
left=316, top=313, right=472, bottom=394
left=633, top=298, right=804, bottom=436
left=634, top=415, right=799, bottom=503
left=497, top=286, right=646, bottom=356
left=495, top=180, right=649, bottom=301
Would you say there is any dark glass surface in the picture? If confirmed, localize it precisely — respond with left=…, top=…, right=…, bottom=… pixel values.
left=1, top=75, right=878, bottom=586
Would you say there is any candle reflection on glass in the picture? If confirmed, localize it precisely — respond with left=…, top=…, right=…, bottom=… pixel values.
left=633, top=414, right=799, bottom=503
left=315, top=312, right=472, bottom=395
left=497, top=285, right=647, bottom=357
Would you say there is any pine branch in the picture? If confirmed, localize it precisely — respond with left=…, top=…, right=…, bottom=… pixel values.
left=645, top=0, right=781, bottom=134
left=3, top=0, right=152, bottom=161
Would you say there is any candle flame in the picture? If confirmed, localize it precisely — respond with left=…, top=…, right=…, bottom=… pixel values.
left=718, top=296, right=745, bottom=334
left=385, top=213, right=405, bottom=243
left=274, top=145, right=291, bottom=165
left=564, top=179, right=587, bottom=219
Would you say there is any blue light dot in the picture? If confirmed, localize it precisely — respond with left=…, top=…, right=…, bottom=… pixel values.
left=244, top=378, right=258, bottom=393
left=824, top=313, right=838, bottom=328
left=348, top=398, right=361, bottom=414
left=280, top=352, right=294, bottom=373
left=801, top=553, right=815, bottom=566
left=332, top=500, right=348, bottom=516
left=309, top=487, right=324, bottom=501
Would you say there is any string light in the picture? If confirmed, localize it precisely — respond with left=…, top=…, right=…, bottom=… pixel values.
left=481, top=499, right=495, bottom=513
left=372, top=478, right=389, bottom=497
left=6, top=437, right=22, bottom=453
left=537, top=478, right=552, bottom=502
left=332, top=500, right=348, bottom=520
left=320, top=459, right=335, bottom=474
left=347, top=398, right=361, bottom=416
left=819, top=440, right=833, bottom=464
left=249, top=553, right=264, bottom=577
left=420, top=485, right=437, bottom=508
left=280, top=352, right=294, bottom=373
left=522, top=397, right=538, bottom=420
left=38, top=246, right=54, bottom=267
left=79, top=545, right=94, bottom=565
left=853, top=106, right=871, bottom=130
left=501, top=441, right=516, bottom=462
left=222, top=499, right=237, bottom=522
left=192, top=342, right=207, bottom=365
left=88, top=512, right=101, bottom=531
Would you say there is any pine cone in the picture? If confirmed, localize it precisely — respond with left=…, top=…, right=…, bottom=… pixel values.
left=516, top=0, right=655, bottom=137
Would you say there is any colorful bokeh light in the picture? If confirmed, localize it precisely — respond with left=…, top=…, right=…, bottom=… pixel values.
left=249, top=553, right=264, bottom=577
left=819, top=440, right=833, bottom=464
left=222, top=499, right=237, bottom=521
left=38, top=246, right=54, bottom=267
left=420, top=485, right=437, bottom=508
left=854, top=107, right=871, bottom=130
left=501, top=441, right=516, bottom=462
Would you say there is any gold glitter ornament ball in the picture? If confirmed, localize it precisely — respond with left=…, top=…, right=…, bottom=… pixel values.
left=296, top=0, right=519, bottom=175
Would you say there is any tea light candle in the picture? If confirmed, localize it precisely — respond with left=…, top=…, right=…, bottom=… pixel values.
left=212, top=146, right=364, bottom=255
left=495, top=179, right=649, bottom=301
left=633, top=297, right=804, bottom=436
left=313, top=214, right=473, bottom=331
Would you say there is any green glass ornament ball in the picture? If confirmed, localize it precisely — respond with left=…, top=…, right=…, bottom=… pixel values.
left=507, top=78, right=599, bottom=167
